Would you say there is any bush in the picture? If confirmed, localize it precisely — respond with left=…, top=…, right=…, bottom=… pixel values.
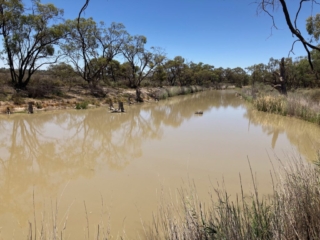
left=310, top=90, right=320, bottom=103
left=11, top=93, right=25, bottom=105
left=181, top=86, right=191, bottom=94
left=254, top=96, right=287, bottom=115
left=35, top=102, right=43, bottom=109
left=75, top=101, right=89, bottom=109
left=164, top=86, right=182, bottom=97
left=153, top=88, right=169, bottom=100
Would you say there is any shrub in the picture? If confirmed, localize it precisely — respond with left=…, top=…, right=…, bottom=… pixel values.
left=35, top=102, right=43, bottom=109
left=11, top=93, right=25, bottom=105
left=254, top=95, right=287, bottom=115
left=181, top=86, right=191, bottom=94
left=75, top=101, right=89, bottom=109
left=153, top=88, right=169, bottom=100
left=310, top=90, right=320, bottom=103
left=164, top=86, right=182, bottom=97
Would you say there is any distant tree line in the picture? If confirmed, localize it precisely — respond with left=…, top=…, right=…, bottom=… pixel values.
left=0, top=0, right=319, bottom=95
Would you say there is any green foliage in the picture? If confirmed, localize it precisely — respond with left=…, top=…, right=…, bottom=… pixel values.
left=121, top=35, right=165, bottom=87
left=75, top=101, right=89, bottom=109
left=0, top=0, right=66, bottom=89
left=306, top=14, right=320, bottom=41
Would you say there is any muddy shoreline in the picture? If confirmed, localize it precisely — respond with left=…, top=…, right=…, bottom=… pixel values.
left=0, top=85, right=207, bottom=114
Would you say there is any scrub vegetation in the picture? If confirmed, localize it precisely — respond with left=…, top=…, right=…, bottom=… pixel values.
left=241, top=84, right=320, bottom=126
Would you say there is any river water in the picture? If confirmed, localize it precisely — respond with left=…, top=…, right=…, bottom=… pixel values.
left=0, top=90, right=319, bottom=239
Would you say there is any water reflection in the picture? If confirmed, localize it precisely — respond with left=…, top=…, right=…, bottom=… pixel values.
left=245, top=108, right=320, bottom=161
left=0, top=90, right=319, bottom=238
left=0, top=92, right=238, bottom=218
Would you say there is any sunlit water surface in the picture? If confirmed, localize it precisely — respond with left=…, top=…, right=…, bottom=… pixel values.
left=0, top=90, right=319, bottom=239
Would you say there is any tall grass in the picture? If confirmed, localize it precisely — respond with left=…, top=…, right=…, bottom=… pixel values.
left=254, top=95, right=320, bottom=125
left=240, top=85, right=320, bottom=125
left=145, top=155, right=320, bottom=239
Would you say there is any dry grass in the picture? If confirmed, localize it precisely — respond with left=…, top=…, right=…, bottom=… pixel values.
left=241, top=85, right=320, bottom=125
left=145, top=155, right=320, bottom=240
left=253, top=94, right=320, bottom=125
left=22, top=187, right=115, bottom=240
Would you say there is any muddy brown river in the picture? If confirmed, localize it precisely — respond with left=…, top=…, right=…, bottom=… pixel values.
left=0, top=90, right=319, bottom=239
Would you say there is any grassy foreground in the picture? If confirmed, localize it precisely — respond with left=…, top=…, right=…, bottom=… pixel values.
left=20, top=155, right=320, bottom=240
left=144, top=154, right=320, bottom=240
left=24, top=154, right=320, bottom=239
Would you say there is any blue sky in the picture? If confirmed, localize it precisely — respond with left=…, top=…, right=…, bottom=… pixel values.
left=41, top=0, right=320, bottom=69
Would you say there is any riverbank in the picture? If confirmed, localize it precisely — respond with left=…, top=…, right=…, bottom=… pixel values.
left=240, top=84, right=320, bottom=126
left=0, top=85, right=206, bottom=114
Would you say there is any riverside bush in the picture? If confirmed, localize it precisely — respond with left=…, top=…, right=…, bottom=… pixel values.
left=75, top=101, right=89, bottom=109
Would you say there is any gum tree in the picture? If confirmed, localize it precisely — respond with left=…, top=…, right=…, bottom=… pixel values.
left=0, top=0, right=66, bottom=89
left=61, top=18, right=128, bottom=90
left=121, top=35, right=165, bottom=88
left=61, top=17, right=100, bottom=88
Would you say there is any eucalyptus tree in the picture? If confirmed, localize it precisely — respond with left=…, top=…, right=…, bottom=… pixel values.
left=163, top=56, right=185, bottom=86
left=97, top=22, right=128, bottom=63
left=106, top=59, right=121, bottom=82
left=190, top=62, right=215, bottom=86
left=246, top=63, right=269, bottom=84
left=61, top=18, right=128, bottom=90
left=152, top=64, right=167, bottom=87
left=0, top=0, right=67, bottom=89
left=95, top=22, right=128, bottom=82
left=61, top=17, right=101, bottom=88
left=47, top=62, right=77, bottom=90
left=231, top=67, right=249, bottom=87
left=121, top=35, right=166, bottom=88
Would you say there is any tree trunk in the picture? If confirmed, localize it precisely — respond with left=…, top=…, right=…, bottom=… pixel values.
left=136, top=87, right=143, bottom=102
left=279, top=58, right=287, bottom=95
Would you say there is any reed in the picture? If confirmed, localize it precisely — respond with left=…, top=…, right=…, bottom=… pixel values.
left=75, top=101, right=89, bottom=109
left=253, top=94, right=320, bottom=125
left=145, top=155, right=320, bottom=240
left=241, top=85, right=320, bottom=125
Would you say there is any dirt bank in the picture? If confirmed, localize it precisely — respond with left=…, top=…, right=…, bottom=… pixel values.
left=0, top=85, right=206, bottom=114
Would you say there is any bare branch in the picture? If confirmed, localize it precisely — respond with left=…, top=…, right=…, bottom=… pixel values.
left=78, top=0, right=90, bottom=25
left=288, top=39, right=301, bottom=57
left=295, top=0, right=309, bottom=29
left=258, top=0, right=278, bottom=30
